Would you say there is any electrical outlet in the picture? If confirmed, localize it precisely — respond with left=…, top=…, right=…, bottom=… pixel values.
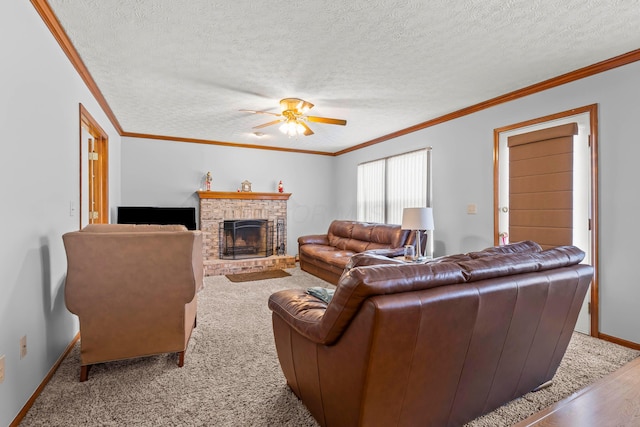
left=467, top=203, right=478, bottom=214
left=20, top=336, right=27, bottom=359
left=0, top=354, right=5, bottom=383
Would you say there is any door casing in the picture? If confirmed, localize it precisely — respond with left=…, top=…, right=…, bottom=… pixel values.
left=493, top=104, right=599, bottom=337
left=79, top=104, right=109, bottom=228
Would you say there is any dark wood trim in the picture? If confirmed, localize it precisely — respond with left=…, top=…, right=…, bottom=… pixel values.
left=122, top=132, right=335, bottom=156
left=80, top=103, right=107, bottom=137
left=197, top=191, right=292, bottom=200
left=10, top=333, right=81, bottom=427
left=336, top=49, right=640, bottom=156
left=98, top=133, right=110, bottom=223
left=493, top=104, right=600, bottom=339
left=590, top=107, right=600, bottom=338
left=30, top=0, right=123, bottom=135
left=80, top=104, right=110, bottom=226
left=78, top=105, right=83, bottom=230
left=598, top=333, right=640, bottom=351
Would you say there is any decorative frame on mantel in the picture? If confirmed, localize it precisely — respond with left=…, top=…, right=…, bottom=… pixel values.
left=196, top=191, right=291, bottom=201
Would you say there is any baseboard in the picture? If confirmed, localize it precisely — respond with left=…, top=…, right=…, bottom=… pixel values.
left=10, top=332, right=80, bottom=427
left=598, top=332, right=640, bottom=350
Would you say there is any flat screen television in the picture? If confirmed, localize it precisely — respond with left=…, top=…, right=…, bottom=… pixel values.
left=117, top=206, right=197, bottom=230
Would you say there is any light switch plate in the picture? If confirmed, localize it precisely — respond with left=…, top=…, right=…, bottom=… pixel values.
left=467, top=203, right=478, bottom=214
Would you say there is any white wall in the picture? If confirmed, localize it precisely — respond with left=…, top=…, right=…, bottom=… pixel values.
left=333, top=60, right=640, bottom=345
left=120, top=137, right=337, bottom=254
left=0, top=2, right=121, bottom=425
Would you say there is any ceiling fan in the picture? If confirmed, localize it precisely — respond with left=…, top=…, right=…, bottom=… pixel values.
left=240, top=98, right=347, bottom=137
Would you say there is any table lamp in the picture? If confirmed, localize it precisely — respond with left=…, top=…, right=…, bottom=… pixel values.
left=401, top=207, right=434, bottom=261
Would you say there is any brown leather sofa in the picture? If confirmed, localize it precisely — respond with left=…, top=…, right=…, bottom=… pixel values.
left=269, top=241, right=593, bottom=427
left=63, top=224, right=203, bottom=381
left=298, top=220, right=417, bottom=285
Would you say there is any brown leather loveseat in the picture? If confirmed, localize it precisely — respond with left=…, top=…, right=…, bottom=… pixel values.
left=269, top=241, right=593, bottom=426
left=298, top=220, right=416, bottom=285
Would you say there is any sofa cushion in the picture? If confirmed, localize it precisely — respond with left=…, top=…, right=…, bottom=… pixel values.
left=300, top=244, right=356, bottom=269
left=345, top=252, right=405, bottom=270
left=468, top=240, right=542, bottom=258
left=459, top=245, right=584, bottom=282
left=327, top=220, right=409, bottom=252
left=270, top=245, right=586, bottom=345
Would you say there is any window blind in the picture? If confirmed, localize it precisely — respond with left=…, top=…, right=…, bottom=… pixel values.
left=508, top=123, right=577, bottom=249
left=357, top=149, right=429, bottom=224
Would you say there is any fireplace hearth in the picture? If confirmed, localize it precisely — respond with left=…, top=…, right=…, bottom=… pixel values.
left=219, top=219, right=273, bottom=260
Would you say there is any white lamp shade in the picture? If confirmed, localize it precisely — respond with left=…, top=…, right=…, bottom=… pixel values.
left=401, top=207, right=434, bottom=231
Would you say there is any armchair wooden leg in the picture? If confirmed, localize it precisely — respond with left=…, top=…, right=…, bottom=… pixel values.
left=80, top=365, right=91, bottom=382
left=177, top=351, right=185, bottom=367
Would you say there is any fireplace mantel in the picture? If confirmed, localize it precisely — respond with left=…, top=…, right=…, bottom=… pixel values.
left=197, top=191, right=291, bottom=201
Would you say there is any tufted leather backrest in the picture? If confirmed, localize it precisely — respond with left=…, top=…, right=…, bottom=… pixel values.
left=326, top=220, right=410, bottom=252
left=269, top=245, right=586, bottom=346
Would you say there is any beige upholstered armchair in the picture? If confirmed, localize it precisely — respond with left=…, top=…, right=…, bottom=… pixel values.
left=62, top=224, right=203, bottom=381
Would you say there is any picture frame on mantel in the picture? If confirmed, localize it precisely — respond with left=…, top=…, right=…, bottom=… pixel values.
left=241, top=180, right=252, bottom=192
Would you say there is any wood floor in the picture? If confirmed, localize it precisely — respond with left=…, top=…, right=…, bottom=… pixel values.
left=514, top=356, right=640, bottom=426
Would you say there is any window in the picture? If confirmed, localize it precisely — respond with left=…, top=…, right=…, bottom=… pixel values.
left=357, top=148, right=432, bottom=224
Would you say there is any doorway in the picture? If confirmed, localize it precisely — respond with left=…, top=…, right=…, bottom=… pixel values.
left=493, top=104, right=598, bottom=336
left=79, top=104, right=109, bottom=228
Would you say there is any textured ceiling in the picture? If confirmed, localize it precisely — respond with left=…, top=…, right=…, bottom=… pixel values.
left=47, top=0, right=640, bottom=154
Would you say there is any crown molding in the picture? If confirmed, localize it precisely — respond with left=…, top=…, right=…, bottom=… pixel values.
left=30, top=0, right=123, bottom=134
left=30, top=0, right=640, bottom=156
left=121, top=131, right=335, bottom=156
left=336, top=48, right=640, bottom=156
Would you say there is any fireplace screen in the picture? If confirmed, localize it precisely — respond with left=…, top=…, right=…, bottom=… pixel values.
left=219, top=219, right=274, bottom=260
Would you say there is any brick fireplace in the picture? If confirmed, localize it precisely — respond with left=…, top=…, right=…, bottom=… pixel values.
left=197, top=191, right=296, bottom=276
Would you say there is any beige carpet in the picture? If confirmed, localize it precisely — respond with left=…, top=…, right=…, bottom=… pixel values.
left=20, top=267, right=639, bottom=426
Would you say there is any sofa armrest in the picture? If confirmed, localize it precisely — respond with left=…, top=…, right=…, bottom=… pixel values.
left=268, top=289, right=328, bottom=343
left=345, top=251, right=405, bottom=270
left=365, top=247, right=406, bottom=258
left=298, top=234, right=329, bottom=246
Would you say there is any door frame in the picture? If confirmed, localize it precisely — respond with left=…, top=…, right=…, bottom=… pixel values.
left=493, top=104, right=599, bottom=337
left=79, top=103, right=109, bottom=228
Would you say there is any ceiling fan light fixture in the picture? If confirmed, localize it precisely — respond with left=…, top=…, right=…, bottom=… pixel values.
left=279, top=98, right=314, bottom=114
left=279, top=119, right=304, bottom=137
left=244, top=98, right=343, bottom=137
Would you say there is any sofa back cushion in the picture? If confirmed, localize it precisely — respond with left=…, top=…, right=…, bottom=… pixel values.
left=327, top=220, right=409, bottom=252
left=467, top=240, right=542, bottom=258
left=316, top=245, right=586, bottom=344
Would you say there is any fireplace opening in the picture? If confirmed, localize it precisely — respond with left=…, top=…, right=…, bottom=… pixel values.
left=219, top=219, right=274, bottom=260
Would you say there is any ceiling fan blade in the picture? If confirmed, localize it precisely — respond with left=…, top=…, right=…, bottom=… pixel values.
left=306, top=116, right=347, bottom=126
left=253, top=119, right=282, bottom=129
left=240, top=109, right=282, bottom=117
left=300, top=121, right=314, bottom=136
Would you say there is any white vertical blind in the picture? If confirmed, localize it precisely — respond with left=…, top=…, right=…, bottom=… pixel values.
left=357, top=159, right=385, bottom=222
left=357, top=149, right=430, bottom=224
